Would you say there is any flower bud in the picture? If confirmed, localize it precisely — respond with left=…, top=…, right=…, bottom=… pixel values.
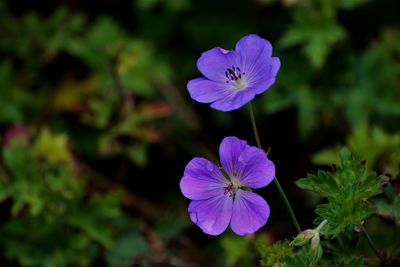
left=291, top=229, right=316, bottom=247
left=311, top=232, right=320, bottom=250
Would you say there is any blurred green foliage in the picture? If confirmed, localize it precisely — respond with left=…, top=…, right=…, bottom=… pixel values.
left=313, top=122, right=400, bottom=177
left=0, top=0, right=399, bottom=266
left=0, top=129, right=122, bottom=267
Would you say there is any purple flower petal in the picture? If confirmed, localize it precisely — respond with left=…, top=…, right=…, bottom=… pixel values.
left=234, top=34, right=272, bottom=76
left=219, top=137, right=275, bottom=188
left=180, top=157, right=227, bottom=200
left=197, top=47, right=233, bottom=82
left=235, top=34, right=272, bottom=57
left=210, top=89, right=255, bottom=111
left=187, top=78, right=232, bottom=104
left=219, top=136, right=248, bottom=176
left=237, top=146, right=275, bottom=188
left=230, top=190, right=270, bottom=235
left=250, top=57, right=281, bottom=95
left=189, top=195, right=233, bottom=235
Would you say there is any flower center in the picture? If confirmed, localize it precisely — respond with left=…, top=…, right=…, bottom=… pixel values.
left=224, top=183, right=236, bottom=198
left=225, top=66, right=247, bottom=90
left=223, top=177, right=241, bottom=198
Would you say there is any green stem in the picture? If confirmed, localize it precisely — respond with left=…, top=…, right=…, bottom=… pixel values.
left=249, top=102, right=302, bottom=233
left=316, top=219, right=328, bottom=233
left=360, top=225, right=380, bottom=257
left=249, top=102, right=262, bottom=149
left=273, top=176, right=302, bottom=233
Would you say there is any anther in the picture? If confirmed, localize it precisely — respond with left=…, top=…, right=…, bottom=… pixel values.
left=225, top=65, right=244, bottom=82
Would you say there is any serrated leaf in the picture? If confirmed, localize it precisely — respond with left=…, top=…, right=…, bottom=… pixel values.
left=296, top=171, right=339, bottom=196
left=296, top=149, right=385, bottom=236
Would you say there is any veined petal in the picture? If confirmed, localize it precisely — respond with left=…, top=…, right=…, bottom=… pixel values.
left=210, top=89, right=255, bottom=111
left=187, top=78, right=232, bottom=104
left=237, top=146, right=275, bottom=188
left=189, top=195, right=233, bottom=235
left=197, top=47, right=233, bottom=82
left=230, top=190, right=270, bottom=235
left=250, top=57, right=281, bottom=95
left=180, top=157, right=227, bottom=200
left=219, top=136, right=248, bottom=176
left=234, top=34, right=273, bottom=76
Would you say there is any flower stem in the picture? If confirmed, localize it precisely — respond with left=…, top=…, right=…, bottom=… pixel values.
left=360, top=225, right=380, bottom=257
left=273, top=176, right=302, bottom=233
left=316, top=219, right=328, bottom=233
left=248, top=102, right=302, bottom=233
left=249, top=102, right=262, bottom=149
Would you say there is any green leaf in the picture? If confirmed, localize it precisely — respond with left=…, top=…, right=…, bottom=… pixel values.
left=221, top=234, right=253, bottom=266
left=284, top=253, right=311, bottom=267
left=106, top=230, right=149, bottom=267
left=33, top=128, right=71, bottom=164
left=313, top=123, right=400, bottom=177
left=155, top=214, right=189, bottom=242
left=68, top=193, right=122, bottom=248
left=258, top=238, right=292, bottom=267
left=296, top=171, right=339, bottom=196
left=375, top=193, right=400, bottom=225
left=297, top=148, right=386, bottom=236
left=279, top=4, right=345, bottom=68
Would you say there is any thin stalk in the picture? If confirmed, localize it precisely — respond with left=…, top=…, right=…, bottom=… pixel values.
left=360, top=225, right=380, bottom=257
left=316, top=219, right=328, bottom=233
left=273, top=175, right=302, bottom=233
left=249, top=102, right=262, bottom=149
left=248, top=102, right=302, bottom=233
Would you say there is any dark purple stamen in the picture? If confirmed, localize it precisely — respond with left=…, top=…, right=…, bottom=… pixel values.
left=225, top=65, right=245, bottom=83
left=224, top=183, right=234, bottom=197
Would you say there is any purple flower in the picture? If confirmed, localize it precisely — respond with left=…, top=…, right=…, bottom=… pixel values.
left=187, top=34, right=280, bottom=111
left=180, top=136, right=275, bottom=235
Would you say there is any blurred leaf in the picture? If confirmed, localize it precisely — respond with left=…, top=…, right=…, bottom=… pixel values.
left=0, top=62, right=34, bottom=124
left=338, top=257, right=366, bottom=267
left=313, top=122, right=400, bottom=177
left=0, top=217, right=95, bottom=267
left=155, top=214, right=189, bottom=242
left=124, top=143, right=149, bottom=167
left=221, top=234, right=253, bottom=266
left=52, top=76, right=100, bottom=112
left=295, top=85, right=320, bottom=139
left=106, top=229, right=149, bottom=267
left=136, top=0, right=189, bottom=11
left=98, top=102, right=171, bottom=166
left=375, top=193, right=400, bottom=225
left=66, top=17, right=126, bottom=77
left=0, top=131, right=123, bottom=266
left=33, top=128, right=71, bottom=164
left=258, top=238, right=292, bottom=267
left=333, top=29, right=400, bottom=126
left=68, top=193, right=122, bottom=248
left=279, top=3, right=345, bottom=68
left=117, top=40, right=169, bottom=97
